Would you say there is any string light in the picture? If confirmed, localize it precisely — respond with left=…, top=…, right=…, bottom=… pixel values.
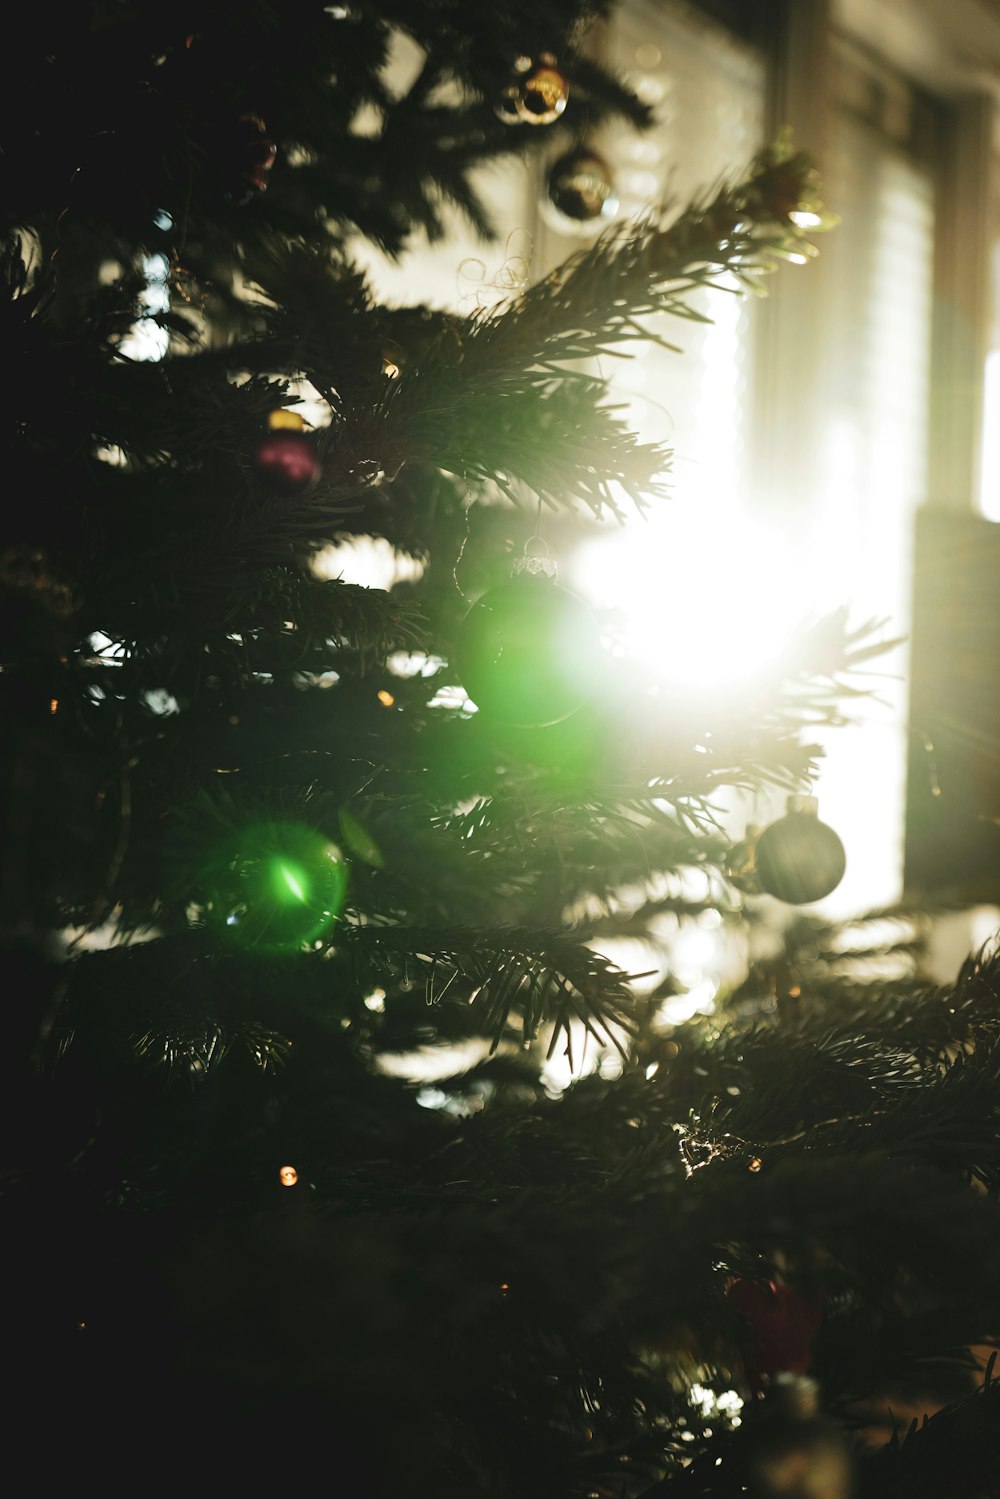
left=377, top=689, right=395, bottom=707
left=279, top=1165, right=299, bottom=1187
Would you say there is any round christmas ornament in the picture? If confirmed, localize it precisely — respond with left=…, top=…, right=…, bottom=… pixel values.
left=513, top=55, right=569, bottom=125
left=741, top=1375, right=853, bottom=1499
left=754, top=795, right=846, bottom=905
left=457, top=549, right=601, bottom=728
left=254, top=410, right=320, bottom=496
left=545, top=147, right=618, bottom=227
left=203, top=819, right=347, bottom=953
left=726, top=1279, right=824, bottom=1396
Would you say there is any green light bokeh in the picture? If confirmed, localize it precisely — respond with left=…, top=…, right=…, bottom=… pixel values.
left=457, top=575, right=601, bottom=728
left=204, top=820, right=348, bottom=953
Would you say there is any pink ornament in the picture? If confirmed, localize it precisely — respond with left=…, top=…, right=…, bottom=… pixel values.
left=254, top=431, right=320, bottom=495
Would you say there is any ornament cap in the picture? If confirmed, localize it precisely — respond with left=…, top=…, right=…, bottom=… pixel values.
left=267, top=409, right=306, bottom=432
left=512, top=536, right=558, bottom=580
left=786, top=793, right=819, bottom=817
left=512, top=542, right=560, bottom=581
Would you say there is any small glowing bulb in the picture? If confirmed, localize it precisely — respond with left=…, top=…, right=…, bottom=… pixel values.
left=279, top=1165, right=299, bottom=1187
left=789, top=209, right=822, bottom=228
left=49, top=699, right=58, bottom=714
left=748, top=1157, right=763, bottom=1173
left=377, top=689, right=395, bottom=707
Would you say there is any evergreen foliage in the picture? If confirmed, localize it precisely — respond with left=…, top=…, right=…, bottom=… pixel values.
left=2, top=3, right=997, bottom=1492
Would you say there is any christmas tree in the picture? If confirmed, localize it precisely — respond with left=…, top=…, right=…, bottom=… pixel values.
left=3, top=4, right=998, bottom=1494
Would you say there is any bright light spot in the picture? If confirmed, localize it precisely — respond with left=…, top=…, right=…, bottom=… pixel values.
left=635, top=76, right=665, bottom=104
left=416, top=1086, right=450, bottom=1110
left=118, top=255, right=170, bottom=363
left=363, top=987, right=386, bottom=1012
left=60, top=915, right=159, bottom=952
left=376, top=1038, right=490, bottom=1082
left=311, top=536, right=425, bottom=590
left=279, top=1165, right=299, bottom=1187
left=585, top=936, right=667, bottom=997
left=540, top=1033, right=600, bottom=1096
left=89, top=631, right=124, bottom=660
left=377, top=689, right=395, bottom=707
left=789, top=209, right=822, bottom=228
left=972, top=908, right=1000, bottom=950
left=658, top=979, right=717, bottom=1025
left=690, top=1384, right=744, bottom=1422
left=144, top=688, right=179, bottom=716
left=427, top=684, right=477, bottom=713
left=153, top=209, right=173, bottom=231
left=668, top=924, right=726, bottom=988
left=387, top=652, right=445, bottom=678
left=293, top=669, right=340, bottom=690
left=570, top=502, right=820, bottom=691
left=94, top=443, right=129, bottom=467
left=786, top=251, right=810, bottom=265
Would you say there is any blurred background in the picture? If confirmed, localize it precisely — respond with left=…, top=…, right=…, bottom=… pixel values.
left=316, top=0, right=1000, bottom=987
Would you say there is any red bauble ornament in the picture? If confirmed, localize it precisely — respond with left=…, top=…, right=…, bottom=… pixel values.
left=232, top=113, right=278, bottom=201
left=726, top=1278, right=824, bottom=1395
left=254, top=430, right=320, bottom=496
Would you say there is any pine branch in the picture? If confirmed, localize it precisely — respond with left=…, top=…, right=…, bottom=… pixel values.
left=348, top=921, right=642, bottom=1055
